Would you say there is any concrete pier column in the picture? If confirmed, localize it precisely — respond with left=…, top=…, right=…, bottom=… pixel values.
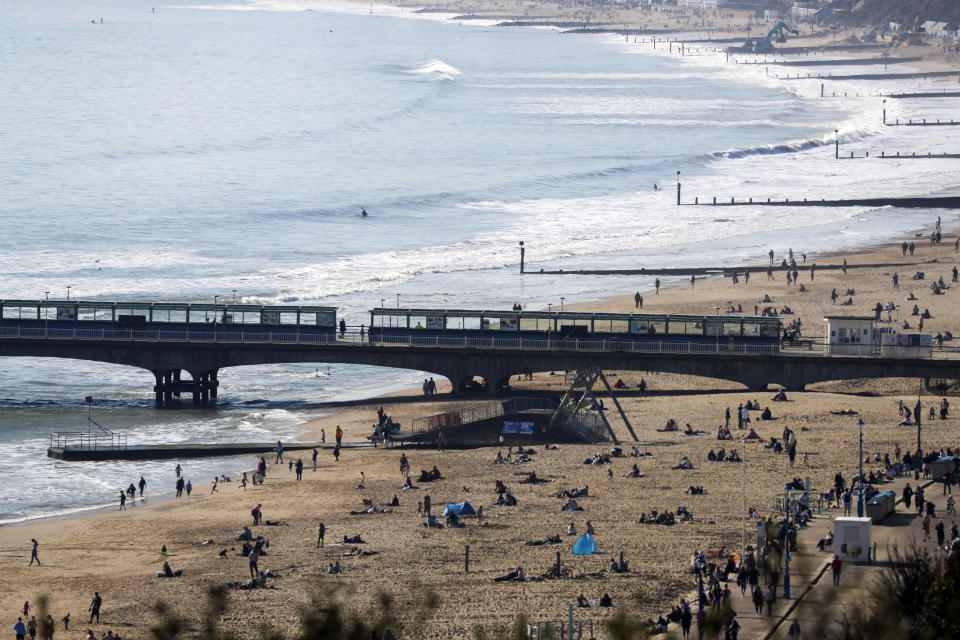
left=153, top=371, right=164, bottom=408
left=210, top=370, right=219, bottom=400
left=173, top=369, right=182, bottom=398
left=163, top=371, right=173, bottom=406
left=191, top=372, right=201, bottom=406
left=200, top=372, right=210, bottom=404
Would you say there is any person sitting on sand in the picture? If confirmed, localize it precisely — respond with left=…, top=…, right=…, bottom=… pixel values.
left=746, top=428, right=761, bottom=440
left=567, top=522, right=576, bottom=535
left=708, top=449, right=717, bottom=462
left=585, top=521, right=596, bottom=535
left=761, top=407, right=773, bottom=420
left=625, top=463, right=643, bottom=478
left=685, top=423, right=695, bottom=435
left=672, top=456, right=694, bottom=470
left=728, top=449, right=741, bottom=462
left=561, top=499, right=583, bottom=512
left=664, top=418, right=678, bottom=432
left=157, top=561, right=182, bottom=578
left=493, top=566, right=525, bottom=582
left=599, top=593, right=612, bottom=607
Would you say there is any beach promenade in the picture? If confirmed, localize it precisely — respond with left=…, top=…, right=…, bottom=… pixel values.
left=717, top=472, right=943, bottom=640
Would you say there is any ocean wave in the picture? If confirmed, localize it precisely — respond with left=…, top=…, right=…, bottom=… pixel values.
left=398, top=59, right=463, bottom=82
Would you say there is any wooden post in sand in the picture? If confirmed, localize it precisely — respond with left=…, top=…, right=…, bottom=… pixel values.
left=465, top=544, right=470, bottom=572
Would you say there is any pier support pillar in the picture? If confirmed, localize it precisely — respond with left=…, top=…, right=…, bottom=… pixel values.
left=173, top=369, right=181, bottom=398
left=154, top=371, right=164, bottom=408
left=210, top=370, right=219, bottom=400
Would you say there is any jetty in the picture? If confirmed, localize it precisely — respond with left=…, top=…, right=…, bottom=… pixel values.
left=47, top=432, right=338, bottom=461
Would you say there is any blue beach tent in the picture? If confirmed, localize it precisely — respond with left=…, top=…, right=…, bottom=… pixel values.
left=572, top=533, right=596, bottom=555
left=441, top=501, right=476, bottom=516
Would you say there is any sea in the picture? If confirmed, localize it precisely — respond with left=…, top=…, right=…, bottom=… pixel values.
left=1, top=0, right=959, bottom=524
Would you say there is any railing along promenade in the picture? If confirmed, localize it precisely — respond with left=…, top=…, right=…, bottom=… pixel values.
left=3, top=325, right=959, bottom=360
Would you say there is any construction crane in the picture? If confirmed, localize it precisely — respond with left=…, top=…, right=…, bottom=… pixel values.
left=750, top=22, right=800, bottom=53
left=907, top=0, right=932, bottom=45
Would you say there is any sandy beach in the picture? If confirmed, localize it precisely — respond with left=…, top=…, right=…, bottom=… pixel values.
left=4, top=221, right=960, bottom=637
left=4, top=2, right=960, bottom=638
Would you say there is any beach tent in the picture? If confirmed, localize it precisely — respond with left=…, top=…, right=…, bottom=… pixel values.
left=441, top=501, right=476, bottom=517
left=572, top=533, right=596, bottom=555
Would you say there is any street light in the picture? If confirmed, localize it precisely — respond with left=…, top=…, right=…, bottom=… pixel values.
left=547, top=303, right=552, bottom=313
left=66, top=285, right=72, bottom=300
left=560, top=297, right=565, bottom=311
left=396, top=294, right=401, bottom=308
left=518, top=241, right=525, bottom=274
left=783, top=491, right=792, bottom=598
left=835, top=129, right=839, bottom=159
left=214, top=295, right=220, bottom=305
left=380, top=298, right=385, bottom=309
left=857, top=417, right=865, bottom=517
left=45, top=291, right=50, bottom=301
left=232, top=289, right=237, bottom=303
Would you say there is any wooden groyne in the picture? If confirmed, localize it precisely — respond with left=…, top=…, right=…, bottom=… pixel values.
left=685, top=196, right=960, bottom=209
left=527, top=260, right=922, bottom=278
left=885, top=119, right=960, bottom=127
left=736, top=57, right=922, bottom=67
left=835, top=151, right=960, bottom=159
left=889, top=91, right=960, bottom=99
left=783, top=70, right=960, bottom=81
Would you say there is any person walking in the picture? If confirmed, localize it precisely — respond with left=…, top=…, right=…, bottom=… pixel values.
left=118, top=491, right=126, bottom=511
left=275, top=440, right=284, bottom=464
left=14, top=618, right=27, bottom=640
left=831, top=555, right=841, bottom=586
left=42, top=616, right=53, bottom=640
left=312, top=448, right=318, bottom=472
left=335, top=425, right=343, bottom=448
left=27, top=617, right=36, bottom=640
left=679, top=606, right=692, bottom=640
left=841, top=489, right=852, bottom=516
left=88, top=592, right=101, bottom=624
left=724, top=407, right=730, bottom=430
left=138, top=476, right=146, bottom=498
left=654, top=278, right=660, bottom=294
left=922, top=513, right=931, bottom=542
left=936, top=520, right=946, bottom=547
left=175, top=477, right=184, bottom=498
left=764, top=586, right=775, bottom=616
left=210, top=478, right=219, bottom=494
left=751, top=586, right=763, bottom=614
left=316, top=522, right=326, bottom=548
left=295, top=458, right=303, bottom=482
left=29, top=539, right=40, bottom=566
left=903, top=483, right=913, bottom=509
left=249, top=546, right=260, bottom=578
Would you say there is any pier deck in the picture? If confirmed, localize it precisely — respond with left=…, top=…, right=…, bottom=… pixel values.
left=45, top=441, right=365, bottom=461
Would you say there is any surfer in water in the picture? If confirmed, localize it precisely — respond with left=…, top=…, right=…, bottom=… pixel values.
left=361, top=207, right=368, bottom=217
left=653, top=183, right=659, bottom=190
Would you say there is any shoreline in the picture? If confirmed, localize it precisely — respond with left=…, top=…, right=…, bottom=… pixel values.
left=6, top=0, right=955, bottom=528
left=5, top=5, right=960, bottom=636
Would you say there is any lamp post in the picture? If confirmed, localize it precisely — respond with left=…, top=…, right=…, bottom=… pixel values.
left=66, top=285, right=72, bottom=300
left=518, top=241, right=525, bottom=274
left=783, top=491, right=791, bottom=598
left=214, top=295, right=220, bottom=305
left=915, top=380, right=923, bottom=478
left=380, top=298, right=385, bottom=309
left=560, top=297, right=565, bottom=311
left=835, top=129, right=839, bottom=159
left=547, top=303, right=552, bottom=313
left=45, top=291, right=50, bottom=301
left=396, top=294, right=401, bottom=308
left=882, top=99, right=887, bottom=125
left=857, top=417, right=865, bottom=517
left=676, top=170, right=682, bottom=206
left=232, top=289, right=237, bottom=303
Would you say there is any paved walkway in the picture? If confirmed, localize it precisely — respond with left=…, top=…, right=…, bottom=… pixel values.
left=712, top=472, right=948, bottom=639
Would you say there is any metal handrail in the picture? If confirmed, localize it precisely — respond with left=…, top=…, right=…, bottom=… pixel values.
left=3, top=325, right=957, bottom=359
left=409, top=397, right=557, bottom=434
left=50, top=430, right=127, bottom=451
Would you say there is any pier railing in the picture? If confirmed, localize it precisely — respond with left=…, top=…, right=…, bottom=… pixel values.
left=50, top=430, right=128, bottom=451
left=3, top=326, right=958, bottom=360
